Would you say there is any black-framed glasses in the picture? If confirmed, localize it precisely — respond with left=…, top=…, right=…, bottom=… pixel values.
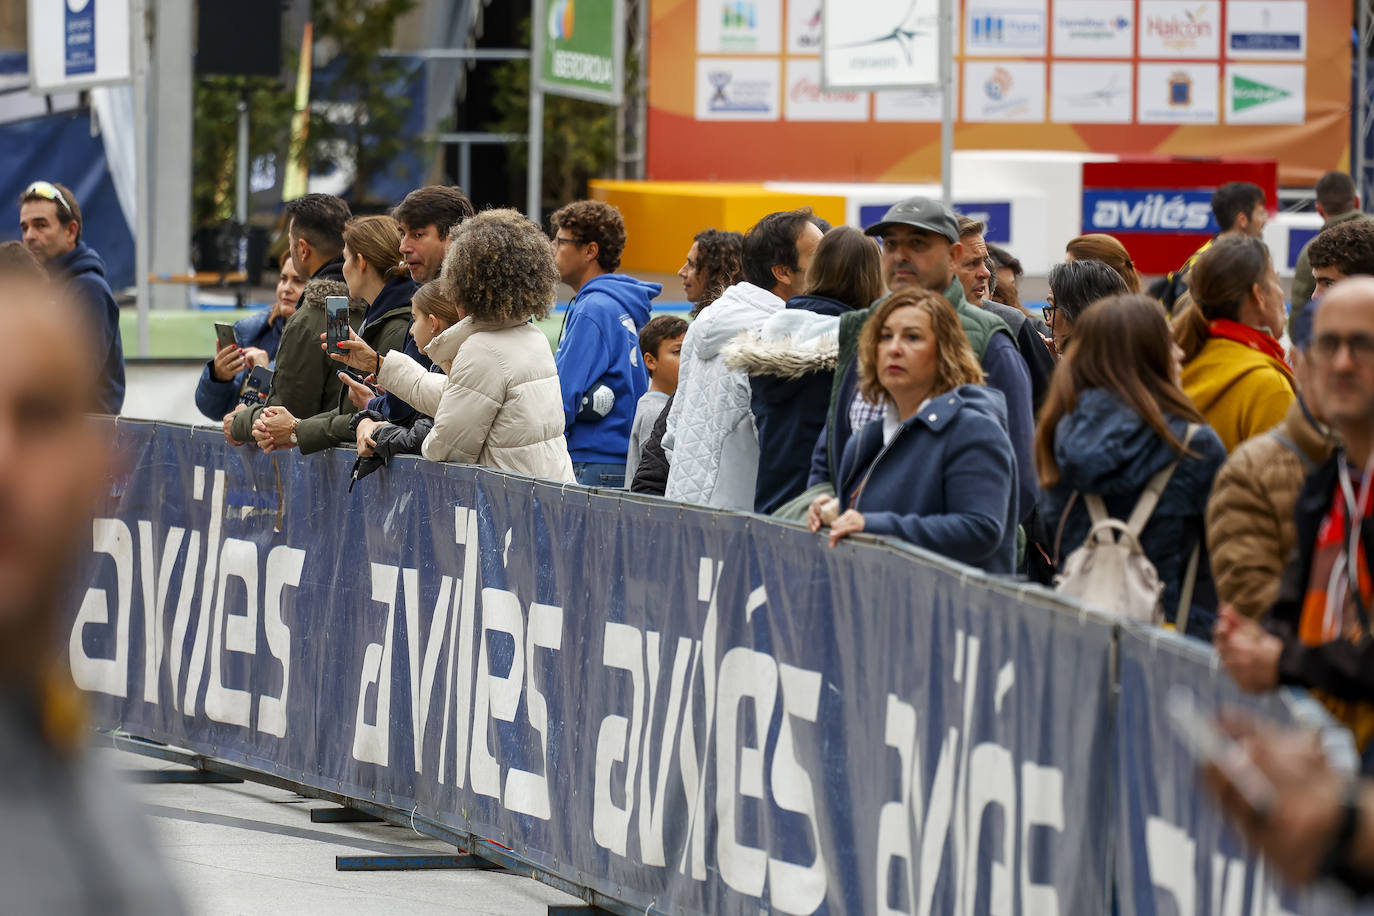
left=24, top=181, right=72, bottom=220
left=1310, top=332, right=1374, bottom=364
left=1042, top=304, right=1058, bottom=325
left=552, top=235, right=584, bottom=248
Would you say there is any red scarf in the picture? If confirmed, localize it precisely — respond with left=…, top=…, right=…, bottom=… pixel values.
left=1208, top=318, right=1291, bottom=372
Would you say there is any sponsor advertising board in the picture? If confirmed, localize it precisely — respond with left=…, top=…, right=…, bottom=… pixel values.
left=695, top=57, right=781, bottom=121
left=1227, top=0, right=1307, bottom=59
left=539, top=0, right=624, bottom=104
left=786, top=0, right=823, bottom=54
left=1225, top=63, right=1306, bottom=124
left=647, top=0, right=1347, bottom=184
left=964, top=0, right=1048, bottom=57
left=1080, top=158, right=1277, bottom=273
left=1050, top=62, right=1134, bottom=123
left=697, top=0, right=782, bottom=54
left=821, top=0, right=941, bottom=90
left=963, top=61, right=1046, bottom=123
left=1052, top=0, right=1135, bottom=57
left=784, top=59, right=869, bottom=121
left=1138, top=0, right=1222, bottom=58
left=873, top=73, right=960, bottom=122
left=1137, top=62, right=1220, bottom=124
left=27, top=0, right=131, bottom=92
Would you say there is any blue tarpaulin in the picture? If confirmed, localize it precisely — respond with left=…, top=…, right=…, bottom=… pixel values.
left=0, top=109, right=135, bottom=290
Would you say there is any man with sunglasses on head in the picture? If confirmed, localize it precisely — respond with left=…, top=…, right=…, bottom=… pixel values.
left=1216, top=276, right=1374, bottom=770
left=19, top=180, right=124, bottom=414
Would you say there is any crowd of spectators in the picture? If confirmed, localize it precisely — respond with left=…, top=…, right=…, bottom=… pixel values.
left=29, top=169, right=1374, bottom=893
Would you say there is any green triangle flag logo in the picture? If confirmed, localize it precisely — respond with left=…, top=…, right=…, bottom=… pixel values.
left=1232, top=74, right=1291, bottom=112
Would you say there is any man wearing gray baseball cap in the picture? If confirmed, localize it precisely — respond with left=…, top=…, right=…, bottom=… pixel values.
left=811, top=196, right=1038, bottom=537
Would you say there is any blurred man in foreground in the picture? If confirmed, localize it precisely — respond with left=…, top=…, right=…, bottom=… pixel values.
left=0, top=268, right=181, bottom=912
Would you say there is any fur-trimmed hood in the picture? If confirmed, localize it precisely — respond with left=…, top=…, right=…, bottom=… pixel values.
left=723, top=308, right=839, bottom=380
left=299, top=277, right=365, bottom=315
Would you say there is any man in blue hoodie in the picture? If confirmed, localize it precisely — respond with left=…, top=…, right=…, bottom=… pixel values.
left=18, top=180, right=125, bottom=414
left=551, top=200, right=661, bottom=487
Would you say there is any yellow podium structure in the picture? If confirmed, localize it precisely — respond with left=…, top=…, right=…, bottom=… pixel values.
left=588, top=180, right=847, bottom=276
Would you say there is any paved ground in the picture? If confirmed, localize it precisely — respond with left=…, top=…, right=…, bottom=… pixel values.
left=105, top=746, right=585, bottom=915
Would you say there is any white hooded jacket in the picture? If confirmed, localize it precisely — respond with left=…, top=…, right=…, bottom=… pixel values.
left=663, top=282, right=784, bottom=508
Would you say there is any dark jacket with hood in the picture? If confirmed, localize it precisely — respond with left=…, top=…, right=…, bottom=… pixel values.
left=630, top=393, right=673, bottom=496
left=980, top=298, right=1055, bottom=411
left=554, top=273, right=660, bottom=464
left=1040, top=388, right=1228, bottom=637
left=53, top=242, right=125, bottom=414
left=294, top=274, right=418, bottom=453
left=837, top=384, right=1018, bottom=574
left=746, top=293, right=854, bottom=515
left=229, top=275, right=362, bottom=444
left=194, top=308, right=286, bottom=421
left=808, top=277, right=1037, bottom=524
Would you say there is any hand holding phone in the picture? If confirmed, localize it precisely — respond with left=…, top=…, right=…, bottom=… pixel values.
left=326, top=297, right=350, bottom=354
left=214, top=321, right=237, bottom=352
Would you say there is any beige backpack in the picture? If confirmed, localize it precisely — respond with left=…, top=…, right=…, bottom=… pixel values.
left=1054, top=426, right=1200, bottom=629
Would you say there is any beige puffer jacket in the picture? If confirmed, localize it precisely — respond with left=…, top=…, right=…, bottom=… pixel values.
left=1204, top=398, right=1335, bottom=618
left=377, top=316, right=575, bottom=482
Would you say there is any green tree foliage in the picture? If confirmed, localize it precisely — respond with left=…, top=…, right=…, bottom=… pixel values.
left=489, top=18, right=617, bottom=213
left=192, top=77, right=293, bottom=229
left=192, top=0, right=418, bottom=227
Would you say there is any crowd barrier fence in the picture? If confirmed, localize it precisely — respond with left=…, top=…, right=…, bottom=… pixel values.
left=68, top=419, right=1362, bottom=915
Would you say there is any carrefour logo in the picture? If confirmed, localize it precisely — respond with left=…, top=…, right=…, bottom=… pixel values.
left=549, top=0, right=575, bottom=40
left=1082, top=190, right=1218, bottom=234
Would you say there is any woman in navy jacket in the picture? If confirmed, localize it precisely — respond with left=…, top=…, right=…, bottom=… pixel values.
left=807, top=287, right=1018, bottom=573
left=194, top=252, right=304, bottom=420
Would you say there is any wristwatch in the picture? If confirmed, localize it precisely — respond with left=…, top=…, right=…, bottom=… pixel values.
left=289, top=419, right=299, bottom=445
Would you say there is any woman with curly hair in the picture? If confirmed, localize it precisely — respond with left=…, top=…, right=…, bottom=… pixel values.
left=330, top=209, right=574, bottom=481
left=677, top=228, right=744, bottom=316
left=806, top=287, right=1018, bottom=572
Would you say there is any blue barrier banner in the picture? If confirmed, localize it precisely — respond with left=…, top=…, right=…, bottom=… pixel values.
left=1115, top=624, right=1360, bottom=916
left=68, top=420, right=1118, bottom=914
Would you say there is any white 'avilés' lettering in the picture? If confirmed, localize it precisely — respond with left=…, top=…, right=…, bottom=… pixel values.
left=71, top=467, right=301, bottom=737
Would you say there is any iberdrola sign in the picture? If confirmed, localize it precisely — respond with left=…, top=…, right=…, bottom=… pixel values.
left=1231, top=73, right=1292, bottom=112
left=539, top=0, right=624, bottom=105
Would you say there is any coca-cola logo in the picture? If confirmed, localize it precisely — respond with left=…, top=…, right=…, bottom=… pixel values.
left=790, top=77, right=860, bottom=104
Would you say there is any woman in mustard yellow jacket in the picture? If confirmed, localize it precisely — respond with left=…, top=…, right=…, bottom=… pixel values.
left=1174, top=236, right=1295, bottom=452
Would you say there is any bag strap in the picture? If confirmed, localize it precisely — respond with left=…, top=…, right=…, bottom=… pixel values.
left=1268, top=429, right=1317, bottom=473
left=1175, top=543, right=1200, bottom=635
left=1083, top=493, right=1111, bottom=527
left=1125, top=424, right=1201, bottom=538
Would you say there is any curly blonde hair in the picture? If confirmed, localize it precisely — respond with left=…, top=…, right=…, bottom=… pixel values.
left=857, top=288, right=984, bottom=406
left=440, top=209, right=557, bottom=322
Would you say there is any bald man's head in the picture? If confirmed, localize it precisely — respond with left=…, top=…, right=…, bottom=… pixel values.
left=0, top=271, right=109, bottom=683
left=1309, top=276, right=1374, bottom=439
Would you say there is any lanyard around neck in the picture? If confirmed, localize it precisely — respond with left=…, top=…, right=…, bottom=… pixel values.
left=1336, top=450, right=1374, bottom=632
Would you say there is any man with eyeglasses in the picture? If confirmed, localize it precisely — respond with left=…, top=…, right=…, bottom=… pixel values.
left=1216, top=277, right=1374, bottom=764
left=549, top=200, right=661, bottom=489
left=18, top=180, right=124, bottom=414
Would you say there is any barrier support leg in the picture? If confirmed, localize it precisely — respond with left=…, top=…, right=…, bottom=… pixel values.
left=123, top=768, right=243, bottom=785
left=310, top=806, right=383, bottom=824
left=334, top=853, right=501, bottom=872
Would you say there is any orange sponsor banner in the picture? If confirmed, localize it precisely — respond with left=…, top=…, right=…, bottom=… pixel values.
left=649, top=0, right=1350, bottom=186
